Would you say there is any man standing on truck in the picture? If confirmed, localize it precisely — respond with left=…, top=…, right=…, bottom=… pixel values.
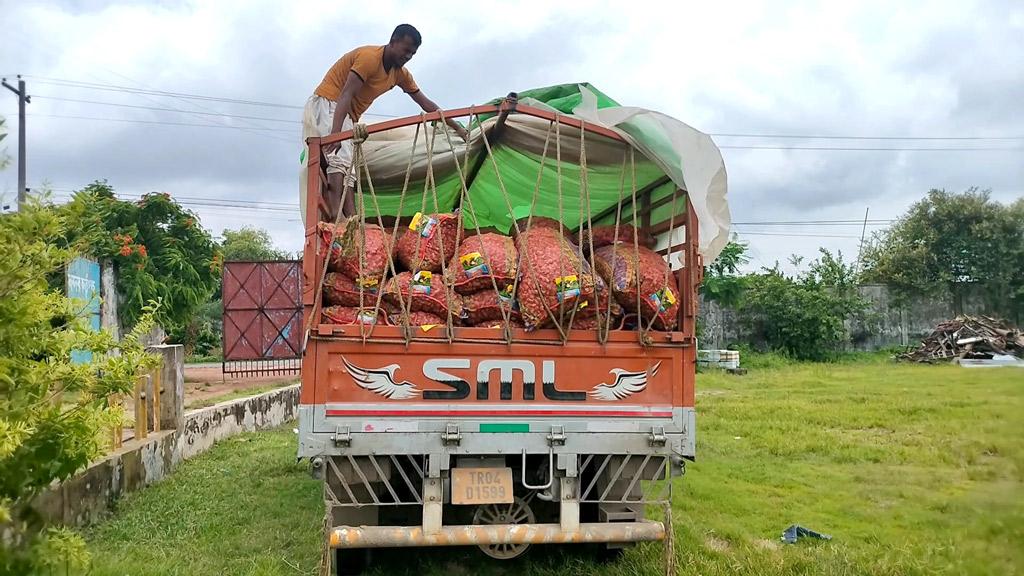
left=300, top=24, right=469, bottom=221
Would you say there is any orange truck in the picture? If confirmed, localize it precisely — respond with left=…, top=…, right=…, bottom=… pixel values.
left=298, top=86, right=729, bottom=574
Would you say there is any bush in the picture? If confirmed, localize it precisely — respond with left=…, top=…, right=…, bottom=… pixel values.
left=1, top=198, right=158, bottom=574
left=739, top=250, right=871, bottom=361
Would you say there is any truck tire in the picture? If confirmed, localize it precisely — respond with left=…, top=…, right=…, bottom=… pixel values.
left=594, top=544, right=627, bottom=563
left=334, top=549, right=370, bottom=576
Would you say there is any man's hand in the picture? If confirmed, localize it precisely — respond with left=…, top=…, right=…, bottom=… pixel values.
left=410, top=90, right=469, bottom=143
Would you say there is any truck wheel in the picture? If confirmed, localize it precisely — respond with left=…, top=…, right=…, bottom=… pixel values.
left=334, top=549, right=370, bottom=576
left=471, top=495, right=535, bottom=560
left=594, top=544, right=627, bottom=563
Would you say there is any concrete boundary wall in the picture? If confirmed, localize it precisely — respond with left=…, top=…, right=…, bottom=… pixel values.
left=29, top=384, right=300, bottom=527
left=697, top=284, right=1015, bottom=351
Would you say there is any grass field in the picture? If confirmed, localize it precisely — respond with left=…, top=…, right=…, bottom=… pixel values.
left=85, top=359, right=1024, bottom=575
left=185, top=382, right=297, bottom=409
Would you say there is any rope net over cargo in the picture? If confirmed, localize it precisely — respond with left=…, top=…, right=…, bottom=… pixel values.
left=303, top=84, right=730, bottom=348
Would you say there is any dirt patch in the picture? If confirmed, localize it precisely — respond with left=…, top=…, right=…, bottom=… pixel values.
left=184, top=365, right=297, bottom=408
left=705, top=534, right=732, bottom=552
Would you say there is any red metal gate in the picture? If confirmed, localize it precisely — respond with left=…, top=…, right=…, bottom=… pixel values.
left=222, top=261, right=302, bottom=376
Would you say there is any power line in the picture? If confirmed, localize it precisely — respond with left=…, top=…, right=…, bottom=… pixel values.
left=24, top=75, right=398, bottom=118
left=94, top=69, right=297, bottom=145
left=48, top=191, right=297, bottom=213
left=33, top=95, right=302, bottom=125
left=41, top=188, right=904, bottom=221
left=43, top=190, right=885, bottom=231
left=27, top=76, right=305, bottom=109
left=719, top=145, right=1022, bottom=151
left=28, top=76, right=1024, bottom=140
left=24, top=112, right=295, bottom=133
left=12, top=36, right=300, bottom=145
left=732, top=219, right=894, bottom=226
left=732, top=230, right=862, bottom=239
left=31, top=187, right=903, bottom=224
left=45, top=186, right=298, bottom=208
left=49, top=193, right=301, bottom=220
left=712, top=132, right=1024, bottom=141
left=22, top=110, right=1023, bottom=151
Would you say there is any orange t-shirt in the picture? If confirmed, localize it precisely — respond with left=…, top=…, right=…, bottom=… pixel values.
left=313, top=45, right=420, bottom=120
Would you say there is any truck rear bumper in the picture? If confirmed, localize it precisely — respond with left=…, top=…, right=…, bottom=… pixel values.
left=330, top=521, right=665, bottom=548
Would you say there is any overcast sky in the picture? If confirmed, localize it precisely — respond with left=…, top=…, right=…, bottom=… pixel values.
left=1, top=0, right=1021, bottom=270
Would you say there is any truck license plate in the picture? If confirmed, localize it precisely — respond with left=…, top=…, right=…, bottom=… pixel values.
left=451, top=467, right=514, bottom=505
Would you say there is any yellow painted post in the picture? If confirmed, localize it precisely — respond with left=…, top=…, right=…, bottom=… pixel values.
left=135, top=376, right=148, bottom=440
left=151, top=363, right=162, bottom=432
left=110, top=394, right=123, bottom=449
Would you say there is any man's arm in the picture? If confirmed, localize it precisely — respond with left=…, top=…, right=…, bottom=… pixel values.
left=332, top=71, right=364, bottom=133
left=409, top=91, right=470, bottom=142
left=323, top=71, right=364, bottom=155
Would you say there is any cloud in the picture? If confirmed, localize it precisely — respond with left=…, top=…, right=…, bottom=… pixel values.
left=1, top=0, right=1021, bottom=272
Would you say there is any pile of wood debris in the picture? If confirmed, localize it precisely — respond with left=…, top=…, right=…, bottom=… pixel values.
left=900, top=315, right=1024, bottom=363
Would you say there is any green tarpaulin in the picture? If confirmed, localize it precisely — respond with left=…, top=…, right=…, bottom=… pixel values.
left=303, top=83, right=730, bottom=259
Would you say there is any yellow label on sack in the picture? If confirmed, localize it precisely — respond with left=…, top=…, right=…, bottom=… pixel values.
left=409, top=212, right=424, bottom=231
left=460, top=252, right=482, bottom=265
left=460, top=252, right=484, bottom=268
left=577, top=300, right=589, bottom=310
left=420, top=324, right=438, bottom=332
left=554, top=275, right=579, bottom=287
left=554, top=275, right=581, bottom=303
left=412, top=270, right=433, bottom=294
left=357, top=277, right=379, bottom=288
left=663, top=287, right=678, bottom=305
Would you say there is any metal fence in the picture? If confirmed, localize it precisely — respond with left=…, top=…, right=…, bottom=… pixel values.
left=222, top=261, right=302, bottom=377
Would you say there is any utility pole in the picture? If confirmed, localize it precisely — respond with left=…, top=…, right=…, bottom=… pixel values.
left=856, top=206, right=870, bottom=273
left=2, top=75, right=30, bottom=209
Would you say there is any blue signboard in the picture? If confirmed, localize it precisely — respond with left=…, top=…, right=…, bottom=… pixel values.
left=67, top=257, right=101, bottom=364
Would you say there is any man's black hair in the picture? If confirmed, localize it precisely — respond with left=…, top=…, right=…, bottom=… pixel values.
left=391, top=24, right=422, bottom=46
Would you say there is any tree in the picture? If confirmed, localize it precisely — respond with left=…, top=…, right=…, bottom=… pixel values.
left=700, top=239, right=749, bottom=307
left=862, top=188, right=1024, bottom=319
left=58, top=181, right=222, bottom=338
left=740, top=249, right=871, bottom=360
left=0, top=197, right=158, bottom=574
left=220, top=226, right=289, bottom=262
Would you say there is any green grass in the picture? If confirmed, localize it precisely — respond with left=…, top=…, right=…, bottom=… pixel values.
left=86, top=361, right=1024, bottom=575
left=185, top=353, right=223, bottom=364
left=185, top=381, right=298, bottom=410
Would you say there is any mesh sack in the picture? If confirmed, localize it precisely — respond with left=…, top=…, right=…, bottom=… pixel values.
left=336, top=220, right=394, bottom=289
left=389, top=310, right=445, bottom=327
left=383, top=271, right=463, bottom=320
left=317, top=220, right=350, bottom=272
left=582, top=224, right=656, bottom=250
left=471, top=317, right=526, bottom=330
left=323, top=272, right=381, bottom=307
left=395, top=212, right=461, bottom=272
left=448, top=233, right=518, bottom=295
left=511, top=216, right=572, bottom=239
left=514, top=227, right=599, bottom=331
left=570, top=274, right=622, bottom=324
left=593, top=243, right=680, bottom=330
left=461, top=287, right=520, bottom=325
left=566, top=315, right=620, bottom=331
left=321, top=306, right=386, bottom=326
